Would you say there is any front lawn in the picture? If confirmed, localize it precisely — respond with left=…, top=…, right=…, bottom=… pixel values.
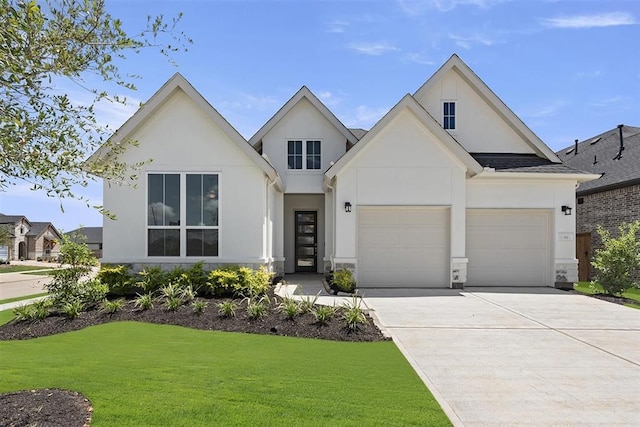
left=0, top=265, right=55, bottom=274
left=0, top=318, right=450, bottom=426
left=574, top=282, right=640, bottom=309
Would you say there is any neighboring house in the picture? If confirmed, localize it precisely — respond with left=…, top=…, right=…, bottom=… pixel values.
left=88, top=54, right=598, bottom=289
left=0, top=214, right=62, bottom=261
left=556, top=125, right=640, bottom=281
left=65, top=227, right=103, bottom=258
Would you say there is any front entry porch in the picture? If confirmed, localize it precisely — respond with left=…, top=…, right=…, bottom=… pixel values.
left=283, top=194, right=325, bottom=274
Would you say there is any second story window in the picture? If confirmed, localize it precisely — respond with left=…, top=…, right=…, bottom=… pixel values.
left=288, top=140, right=321, bottom=170
left=288, top=140, right=303, bottom=169
left=443, top=101, right=456, bottom=130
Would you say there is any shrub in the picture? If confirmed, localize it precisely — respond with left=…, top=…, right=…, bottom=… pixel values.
left=135, top=266, right=167, bottom=293
left=100, top=298, right=125, bottom=314
left=13, top=305, right=37, bottom=322
left=31, top=299, right=54, bottom=321
left=245, top=295, right=270, bottom=320
left=297, top=292, right=319, bottom=314
left=341, top=295, right=368, bottom=331
left=313, top=305, right=336, bottom=325
left=134, top=293, right=155, bottom=311
left=247, top=266, right=273, bottom=296
left=592, top=221, right=640, bottom=295
left=161, top=283, right=187, bottom=311
left=180, top=285, right=196, bottom=302
left=278, top=297, right=299, bottom=320
left=207, top=266, right=273, bottom=297
left=97, top=265, right=133, bottom=296
left=217, top=300, right=238, bottom=318
left=45, top=232, right=97, bottom=307
left=207, top=268, right=239, bottom=297
left=183, top=262, right=210, bottom=294
left=331, top=269, right=356, bottom=293
left=191, top=300, right=208, bottom=315
left=165, top=296, right=183, bottom=311
left=60, top=300, right=84, bottom=319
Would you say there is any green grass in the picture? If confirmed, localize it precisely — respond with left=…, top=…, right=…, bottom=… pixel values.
left=0, top=265, right=55, bottom=274
left=0, top=319, right=450, bottom=426
left=22, top=269, right=63, bottom=276
left=0, top=293, right=48, bottom=305
left=0, top=309, right=15, bottom=326
left=574, top=282, right=640, bottom=309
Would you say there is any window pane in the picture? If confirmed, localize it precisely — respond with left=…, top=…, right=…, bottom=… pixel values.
left=449, top=102, right=455, bottom=114
left=164, top=174, right=180, bottom=226
left=295, top=156, right=302, bottom=169
left=186, top=174, right=218, bottom=226
left=148, top=174, right=164, bottom=225
left=288, top=140, right=295, bottom=155
left=186, top=174, right=201, bottom=226
left=202, top=174, right=218, bottom=226
left=148, top=229, right=180, bottom=256
left=450, top=117, right=455, bottom=129
left=187, top=229, right=218, bottom=256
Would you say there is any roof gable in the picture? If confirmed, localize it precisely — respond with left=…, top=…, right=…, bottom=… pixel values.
left=87, top=73, right=281, bottom=188
left=325, top=94, right=483, bottom=180
left=413, top=54, right=560, bottom=162
left=249, top=86, right=359, bottom=150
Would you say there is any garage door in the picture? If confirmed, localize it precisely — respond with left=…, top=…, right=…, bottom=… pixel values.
left=358, top=207, right=449, bottom=287
left=466, top=209, right=551, bottom=286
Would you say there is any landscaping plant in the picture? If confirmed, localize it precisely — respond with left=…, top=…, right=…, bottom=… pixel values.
left=191, top=300, right=208, bottom=315
left=134, top=293, right=155, bottom=311
left=217, top=300, right=238, bottom=318
left=342, top=295, right=368, bottom=331
left=245, top=295, right=270, bottom=320
left=591, top=220, right=640, bottom=295
left=100, top=299, right=126, bottom=314
left=313, top=304, right=336, bottom=326
left=135, top=266, right=167, bottom=293
left=297, top=291, right=319, bottom=314
left=278, top=297, right=300, bottom=320
left=331, top=269, right=356, bottom=293
left=97, top=265, right=133, bottom=296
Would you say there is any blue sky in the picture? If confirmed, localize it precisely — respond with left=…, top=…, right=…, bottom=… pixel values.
left=2, top=0, right=639, bottom=232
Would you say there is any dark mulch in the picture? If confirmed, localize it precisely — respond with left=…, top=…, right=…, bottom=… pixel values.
left=0, top=289, right=386, bottom=426
left=0, top=389, right=92, bottom=427
left=584, top=292, right=640, bottom=307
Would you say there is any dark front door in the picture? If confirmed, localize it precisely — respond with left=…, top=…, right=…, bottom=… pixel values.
left=577, top=233, right=592, bottom=281
left=295, top=211, right=317, bottom=272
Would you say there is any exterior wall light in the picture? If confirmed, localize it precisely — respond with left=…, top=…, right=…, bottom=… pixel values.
left=344, top=202, right=352, bottom=213
left=561, top=205, right=572, bottom=216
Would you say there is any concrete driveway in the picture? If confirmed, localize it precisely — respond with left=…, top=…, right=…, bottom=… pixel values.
left=364, top=287, right=640, bottom=426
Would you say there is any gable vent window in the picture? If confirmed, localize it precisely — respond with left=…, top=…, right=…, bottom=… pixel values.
left=288, top=140, right=321, bottom=170
left=443, top=101, right=456, bottom=130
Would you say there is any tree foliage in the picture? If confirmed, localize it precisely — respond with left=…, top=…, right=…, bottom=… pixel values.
left=591, top=221, right=640, bottom=295
left=0, top=0, right=191, bottom=210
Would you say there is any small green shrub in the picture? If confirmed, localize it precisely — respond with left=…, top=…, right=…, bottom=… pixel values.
left=134, top=293, right=155, bottom=311
left=180, top=285, right=196, bottom=302
left=31, top=299, right=53, bottom=321
left=165, top=296, right=183, bottom=311
left=135, top=266, right=167, bottom=293
left=331, top=269, right=356, bottom=293
left=278, top=297, right=300, bottom=320
left=60, top=300, right=84, bottom=319
left=97, top=265, right=133, bottom=295
left=100, top=298, right=125, bottom=314
left=183, top=262, right=210, bottom=294
left=245, top=296, right=270, bottom=320
left=13, top=305, right=37, bottom=322
left=342, top=295, right=368, bottom=331
left=207, top=266, right=273, bottom=297
left=207, top=268, right=239, bottom=297
left=592, top=221, right=640, bottom=295
left=217, top=300, right=238, bottom=318
left=247, top=266, right=273, bottom=296
left=313, top=305, right=336, bottom=325
left=191, top=300, right=208, bottom=315
left=297, top=292, right=319, bottom=314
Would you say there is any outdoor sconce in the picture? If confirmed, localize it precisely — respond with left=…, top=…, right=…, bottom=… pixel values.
left=561, top=205, right=572, bottom=216
left=344, top=202, right=352, bottom=213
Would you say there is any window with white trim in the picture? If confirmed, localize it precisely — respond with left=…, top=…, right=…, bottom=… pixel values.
left=147, top=173, right=219, bottom=257
left=287, top=140, right=321, bottom=170
left=443, top=101, right=456, bottom=130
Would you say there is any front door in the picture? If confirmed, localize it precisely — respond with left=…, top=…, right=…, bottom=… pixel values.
left=295, top=211, right=317, bottom=272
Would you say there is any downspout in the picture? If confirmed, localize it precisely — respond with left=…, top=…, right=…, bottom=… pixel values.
left=325, top=179, right=336, bottom=272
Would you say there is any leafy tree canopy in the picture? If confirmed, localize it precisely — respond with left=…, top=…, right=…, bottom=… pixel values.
left=0, top=0, right=191, bottom=211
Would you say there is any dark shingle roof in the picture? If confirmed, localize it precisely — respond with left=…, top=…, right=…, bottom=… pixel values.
left=26, top=222, right=61, bottom=239
left=0, top=214, right=27, bottom=225
left=66, top=227, right=102, bottom=244
left=556, top=125, right=640, bottom=195
left=470, top=153, right=590, bottom=174
left=348, top=128, right=368, bottom=140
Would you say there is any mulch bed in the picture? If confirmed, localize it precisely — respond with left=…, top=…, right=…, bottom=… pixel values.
left=0, top=289, right=386, bottom=425
left=581, top=292, right=639, bottom=307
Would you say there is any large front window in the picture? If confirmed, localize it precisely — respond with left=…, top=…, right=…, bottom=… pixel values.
left=147, top=173, right=219, bottom=257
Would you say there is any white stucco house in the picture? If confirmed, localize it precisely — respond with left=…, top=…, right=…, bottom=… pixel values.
left=89, top=54, right=598, bottom=289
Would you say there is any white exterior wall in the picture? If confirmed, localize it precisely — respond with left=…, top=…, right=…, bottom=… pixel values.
left=415, top=70, right=536, bottom=154
left=102, top=89, right=269, bottom=266
left=467, top=177, right=579, bottom=283
left=261, top=98, right=347, bottom=194
left=333, top=108, right=468, bottom=282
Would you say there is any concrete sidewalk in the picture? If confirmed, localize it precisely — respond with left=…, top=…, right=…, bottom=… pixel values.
left=365, top=287, right=640, bottom=426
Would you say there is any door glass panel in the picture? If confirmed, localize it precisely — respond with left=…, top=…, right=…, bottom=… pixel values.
left=298, top=247, right=315, bottom=256
left=297, top=236, right=314, bottom=244
left=297, top=225, right=315, bottom=234
left=297, top=213, right=315, bottom=222
left=297, top=259, right=314, bottom=267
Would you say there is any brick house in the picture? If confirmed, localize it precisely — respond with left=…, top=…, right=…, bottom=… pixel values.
left=557, top=125, right=640, bottom=281
left=0, top=214, right=62, bottom=261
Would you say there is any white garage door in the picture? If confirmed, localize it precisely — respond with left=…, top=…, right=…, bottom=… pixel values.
left=466, top=209, right=551, bottom=287
left=358, top=207, right=449, bottom=287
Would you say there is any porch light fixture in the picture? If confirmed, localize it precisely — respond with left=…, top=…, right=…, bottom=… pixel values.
left=561, top=205, right=572, bottom=216
left=344, top=202, right=352, bottom=213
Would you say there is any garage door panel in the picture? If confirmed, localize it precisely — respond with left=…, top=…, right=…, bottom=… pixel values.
left=358, top=207, right=449, bottom=288
left=467, top=210, right=551, bottom=287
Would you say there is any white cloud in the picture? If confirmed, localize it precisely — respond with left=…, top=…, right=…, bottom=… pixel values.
left=542, top=12, right=636, bottom=29
left=344, top=105, right=390, bottom=128
left=589, top=96, right=624, bottom=108
left=399, top=0, right=506, bottom=14
left=317, top=91, right=343, bottom=107
left=522, top=100, right=566, bottom=118
left=223, top=93, right=279, bottom=111
left=449, top=33, right=497, bottom=49
left=93, top=96, right=142, bottom=131
left=405, top=52, right=435, bottom=65
left=327, top=20, right=350, bottom=33
left=347, top=41, right=399, bottom=56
